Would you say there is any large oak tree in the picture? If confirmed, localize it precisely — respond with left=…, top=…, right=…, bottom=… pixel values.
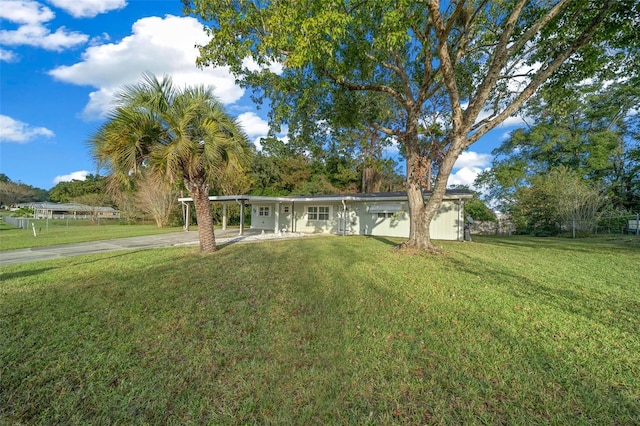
left=184, top=0, right=638, bottom=250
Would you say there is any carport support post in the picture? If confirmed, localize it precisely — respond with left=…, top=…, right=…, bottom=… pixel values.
left=222, top=204, right=227, bottom=230
left=274, top=202, right=280, bottom=233
left=239, top=202, right=245, bottom=236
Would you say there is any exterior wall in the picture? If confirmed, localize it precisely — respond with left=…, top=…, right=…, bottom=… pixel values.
left=292, top=202, right=341, bottom=234
left=250, top=199, right=464, bottom=240
left=250, top=204, right=277, bottom=230
left=353, top=200, right=463, bottom=240
left=429, top=200, right=464, bottom=241
left=354, top=201, right=410, bottom=237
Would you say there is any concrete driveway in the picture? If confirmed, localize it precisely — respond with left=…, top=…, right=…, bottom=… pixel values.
left=0, top=228, right=283, bottom=266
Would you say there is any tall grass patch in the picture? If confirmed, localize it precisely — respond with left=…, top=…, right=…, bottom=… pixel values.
left=1, top=236, right=639, bottom=424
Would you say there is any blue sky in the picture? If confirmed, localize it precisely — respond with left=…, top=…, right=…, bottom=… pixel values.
left=0, top=0, right=522, bottom=191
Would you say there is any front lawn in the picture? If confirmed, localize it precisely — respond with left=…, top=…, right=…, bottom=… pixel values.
left=1, top=236, right=638, bottom=424
left=0, top=220, right=185, bottom=251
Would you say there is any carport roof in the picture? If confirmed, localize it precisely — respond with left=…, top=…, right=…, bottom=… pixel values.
left=178, top=190, right=473, bottom=204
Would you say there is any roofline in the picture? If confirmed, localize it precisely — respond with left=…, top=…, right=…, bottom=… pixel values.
left=178, top=195, right=250, bottom=203
left=178, top=190, right=473, bottom=203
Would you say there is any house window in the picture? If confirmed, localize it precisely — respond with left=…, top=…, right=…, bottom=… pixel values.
left=283, top=206, right=290, bottom=213
left=258, top=206, right=270, bottom=217
left=307, top=206, right=329, bottom=220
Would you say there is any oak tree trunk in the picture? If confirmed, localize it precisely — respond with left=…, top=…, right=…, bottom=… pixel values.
left=404, top=134, right=466, bottom=252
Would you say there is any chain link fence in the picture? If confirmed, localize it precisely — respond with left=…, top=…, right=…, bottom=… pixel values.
left=555, top=214, right=639, bottom=238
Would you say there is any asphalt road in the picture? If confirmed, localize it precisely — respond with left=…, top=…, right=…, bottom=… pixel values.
left=0, top=229, right=263, bottom=266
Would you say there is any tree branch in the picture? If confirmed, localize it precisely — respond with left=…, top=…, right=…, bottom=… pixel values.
left=466, top=2, right=615, bottom=147
left=319, top=65, right=407, bottom=106
left=463, top=0, right=528, bottom=127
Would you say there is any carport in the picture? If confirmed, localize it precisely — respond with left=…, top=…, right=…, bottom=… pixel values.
left=178, top=195, right=250, bottom=235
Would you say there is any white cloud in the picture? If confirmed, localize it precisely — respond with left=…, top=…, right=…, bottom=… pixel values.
left=53, top=170, right=89, bottom=184
left=0, top=114, right=55, bottom=143
left=448, top=166, right=489, bottom=188
left=0, top=0, right=88, bottom=51
left=0, top=48, right=18, bottom=62
left=237, top=112, right=270, bottom=139
left=0, top=0, right=54, bottom=25
left=447, top=150, right=492, bottom=188
left=48, top=15, right=246, bottom=119
left=453, top=151, right=492, bottom=169
left=236, top=111, right=272, bottom=150
left=234, top=112, right=291, bottom=151
left=0, top=23, right=88, bottom=51
left=48, top=0, right=127, bottom=18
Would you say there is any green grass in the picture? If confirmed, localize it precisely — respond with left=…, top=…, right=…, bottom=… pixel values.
left=1, top=236, right=639, bottom=424
left=0, top=219, right=184, bottom=251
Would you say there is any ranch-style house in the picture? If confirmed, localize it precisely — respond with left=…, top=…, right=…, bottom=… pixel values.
left=179, top=190, right=473, bottom=241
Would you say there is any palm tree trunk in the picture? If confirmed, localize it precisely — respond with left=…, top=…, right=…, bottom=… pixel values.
left=189, top=183, right=216, bottom=253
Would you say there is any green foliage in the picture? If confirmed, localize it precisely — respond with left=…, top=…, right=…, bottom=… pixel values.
left=91, top=73, right=251, bottom=191
left=248, top=140, right=403, bottom=196
left=0, top=178, right=48, bottom=206
left=49, top=174, right=106, bottom=203
left=465, top=198, right=497, bottom=223
left=184, top=0, right=638, bottom=248
left=510, top=167, right=605, bottom=236
left=11, top=207, right=33, bottom=218
left=448, top=185, right=496, bottom=222
left=478, top=81, right=640, bottom=212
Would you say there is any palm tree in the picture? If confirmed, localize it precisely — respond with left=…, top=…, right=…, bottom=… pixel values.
left=91, top=73, right=250, bottom=252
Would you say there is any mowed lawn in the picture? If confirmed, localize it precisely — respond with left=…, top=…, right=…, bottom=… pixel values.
left=0, top=219, right=184, bottom=251
left=1, top=235, right=639, bottom=424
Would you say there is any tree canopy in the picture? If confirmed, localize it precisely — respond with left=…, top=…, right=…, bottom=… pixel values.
left=477, top=79, right=640, bottom=215
left=48, top=174, right=107, bottom=204
left=184, top=0, right=639, bottom=250
left=0, top=175, right=49, bottom=206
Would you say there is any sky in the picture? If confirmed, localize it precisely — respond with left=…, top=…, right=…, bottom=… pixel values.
left=0, top=0, right=524, bottom=191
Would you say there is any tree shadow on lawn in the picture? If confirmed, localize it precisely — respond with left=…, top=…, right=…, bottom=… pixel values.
left=365, top=235, right=403, bottom=247
left=0, top=266, right=56, bottom=281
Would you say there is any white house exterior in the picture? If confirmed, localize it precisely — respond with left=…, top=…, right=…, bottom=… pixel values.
left=180, top=190, right=473, bottom=241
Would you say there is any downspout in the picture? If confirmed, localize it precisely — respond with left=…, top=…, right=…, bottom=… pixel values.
left=342, top=199, right=347, bottom=236
left=458, top=199, right=463, bottom=241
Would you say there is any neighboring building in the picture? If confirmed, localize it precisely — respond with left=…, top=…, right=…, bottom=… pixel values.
left=179, top=190, right=473, bottom=241
left=26, top=202, right=121, bottom=219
